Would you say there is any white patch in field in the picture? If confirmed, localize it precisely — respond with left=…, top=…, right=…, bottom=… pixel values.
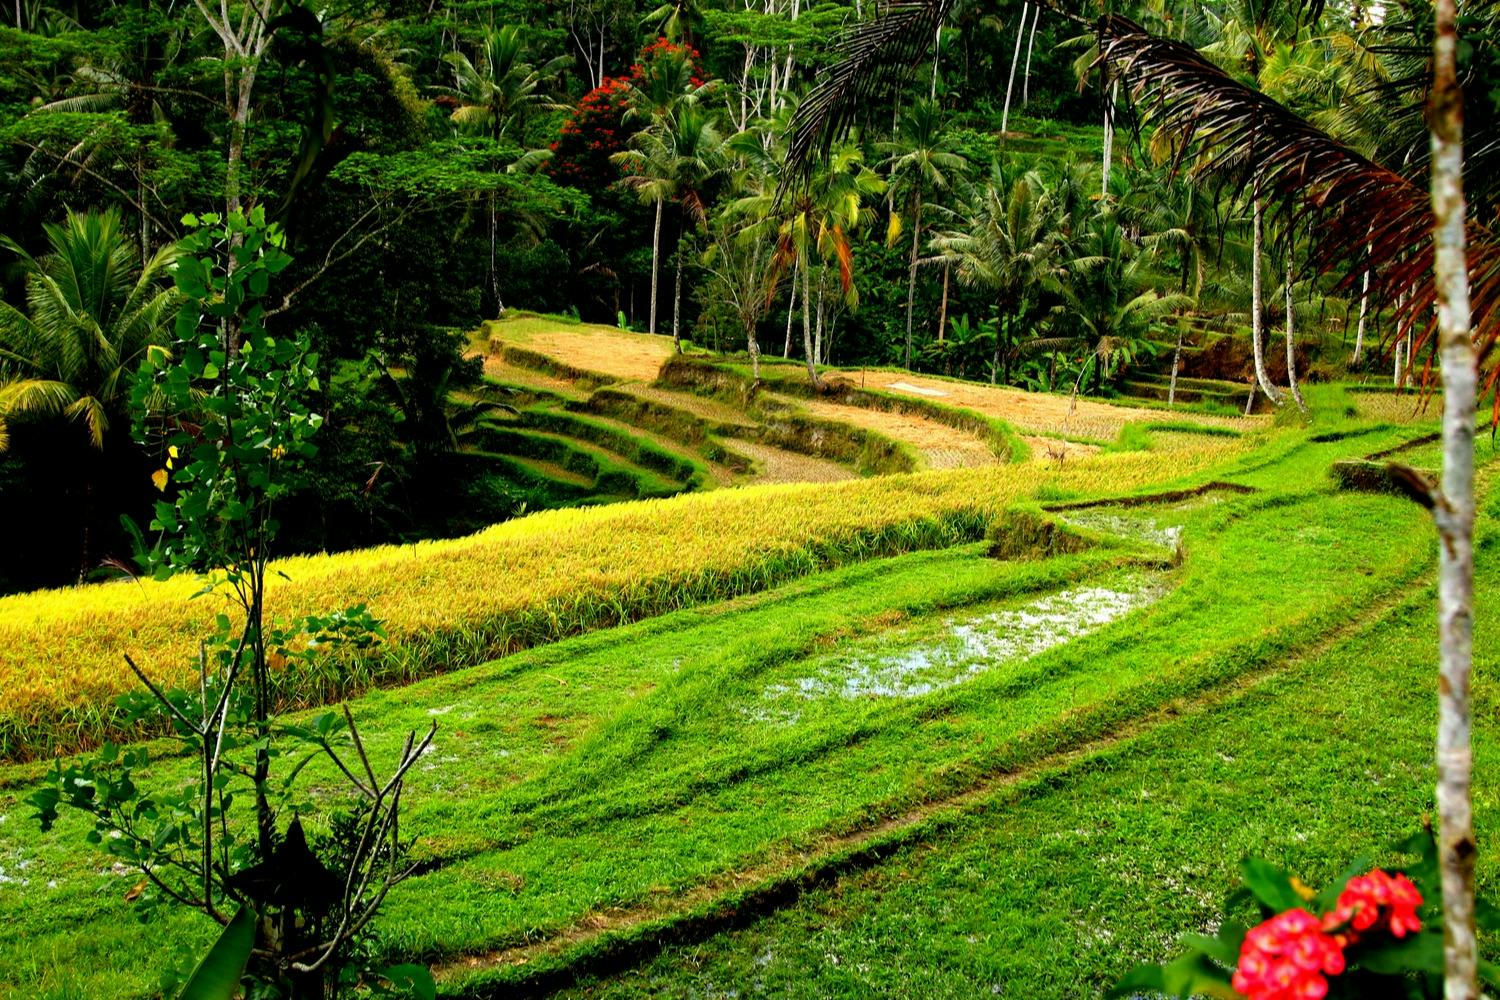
left=757, top=575, right=1168, bottom=706
left=887, top=381, right=949, bottom=397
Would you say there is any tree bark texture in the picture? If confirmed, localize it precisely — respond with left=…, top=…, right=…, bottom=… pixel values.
left=1001, top=4, right=1028, bottom=134
left=1430, top=0, right=1478, bottom=992
left=649, top=196, right=664, bottom=335
left=1251, top=196, right=1282, bottom=404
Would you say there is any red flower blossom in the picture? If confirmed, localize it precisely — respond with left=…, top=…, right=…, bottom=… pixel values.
left=1323, top=870, right=1423, bottom=939
left=1232, top=909, right=1346, bottom=1000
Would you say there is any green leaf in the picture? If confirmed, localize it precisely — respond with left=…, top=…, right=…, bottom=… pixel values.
left=1108, top=953, right=1237, bottom=999
left=379, top=964, right=436, bottom=1000
left=1350, top=928, right=1445, bottom=976
left=1241, top=857, right=1307, bottom=913
left=177, top=906, right=256, bottom=1000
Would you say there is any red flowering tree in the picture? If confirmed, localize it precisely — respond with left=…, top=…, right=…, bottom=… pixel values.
left=549, top=38, right=708, bottom=188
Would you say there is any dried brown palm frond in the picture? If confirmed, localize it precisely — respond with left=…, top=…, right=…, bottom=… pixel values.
left=1099, top=14, right=1500, bottom=376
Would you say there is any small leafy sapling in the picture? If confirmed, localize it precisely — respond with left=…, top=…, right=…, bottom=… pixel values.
left=29, top=208, right=435, bottom=1000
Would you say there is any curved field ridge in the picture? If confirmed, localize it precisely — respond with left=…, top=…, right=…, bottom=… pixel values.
left=0, top=452, right=1223, bottom=762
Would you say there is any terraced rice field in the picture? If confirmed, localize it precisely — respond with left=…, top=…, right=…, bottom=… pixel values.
left=0, top=417, right=1472, bottom=1000
left=721, top=438, right=859, bottom=483
left=784, top=395, right=1001, bottom=470
left=862, top=371, right=1261, bottom=439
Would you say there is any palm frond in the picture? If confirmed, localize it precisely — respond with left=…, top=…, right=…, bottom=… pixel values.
left=1100, top=14, right=1500, bottom=365
left=785, top=0, right=956, bottom=187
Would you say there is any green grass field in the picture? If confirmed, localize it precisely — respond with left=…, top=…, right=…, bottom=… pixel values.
left=0, top=379, right=1485, bottom=998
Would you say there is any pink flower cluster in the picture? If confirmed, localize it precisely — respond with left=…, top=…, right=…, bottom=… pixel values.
left=1231, top=871, right=1423, bottom=1000
left=1232, top=909, right=1345, bottom=1000
left=1325, top=870, right=1423, bottom=938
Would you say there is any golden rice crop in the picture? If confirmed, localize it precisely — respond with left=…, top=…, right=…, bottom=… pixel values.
left=0, top=449, right=1235, bottom=762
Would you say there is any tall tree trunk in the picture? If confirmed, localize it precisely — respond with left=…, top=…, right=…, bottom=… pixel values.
left=905, top=189, right=922, bottom=370
left=783, top=259, right=798, bottom=357
left=1284, top=253, right=1306, bottom=413
left=747, top=319, right=761, bottom=380
left=1001, top=4, right=1029, bottom=134
left=801, top=257, right=818, bottom=385
left=672, top=235, right=684, bottom=353
left=1353, top=240, right=1372, bottom=364
left=930, top=25, right=941, bottom=100
left=649, top=196, right=664, bottom=335
left=1168, top=323, right=1183, bottom=407
left=1429, top=0, right=1478, bottom=994
left=1250, top=196, right=1282, bottom=404
left=1101, top=76, right=1118, bottom=197
left=1022, top=8, right=1038, bottom=105
left=937, top=262, right=950, bottom=342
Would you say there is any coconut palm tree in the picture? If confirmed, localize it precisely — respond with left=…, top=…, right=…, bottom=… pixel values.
left=930, top=167, right=1065, bottom=385
left=731, top=127, right=884, bottom=386
left=438, top=26, right=572, bottom=143
left=877, top=97, right=970, bottom=369
left=1045, top=210, right=1192, bottom=397
left=613, top=105, right=725, bottom=346
left=0, top=207, right=180, bottom=577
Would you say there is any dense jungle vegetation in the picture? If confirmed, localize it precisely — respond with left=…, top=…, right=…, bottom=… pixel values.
left=4, top=0, right=1487, bottom=593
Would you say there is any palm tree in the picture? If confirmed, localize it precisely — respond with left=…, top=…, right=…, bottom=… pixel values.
left=439, top=26, right=570, bottom=318
left=1046, top=210, right=1192, bottom=397
left=438, top=26, right=572, bottom=143
left=0, top=207, right=180, bottom=577
left=732, top=130, right=884, bottom=386
left=613, top=105, right=725, bottom=346
left=877, top=98, right=969, bottom=369
left=930, top=167, right=1065, bottom=385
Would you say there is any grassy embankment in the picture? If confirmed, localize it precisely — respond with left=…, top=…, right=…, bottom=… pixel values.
left=0, top=413, right=1466, bottom=998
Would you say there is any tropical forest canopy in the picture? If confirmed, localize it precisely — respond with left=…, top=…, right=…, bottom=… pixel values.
left=0, top=0, right=1495, bottom=594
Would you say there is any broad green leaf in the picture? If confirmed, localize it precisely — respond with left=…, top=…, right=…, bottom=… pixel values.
left=379, top=964, right=436, bottom=1000
left=1241, top=857, right=1308, bottom=913
left=1351, top=928, right=1445, bottom=976
left=177, top=906, right=256, bottom=1000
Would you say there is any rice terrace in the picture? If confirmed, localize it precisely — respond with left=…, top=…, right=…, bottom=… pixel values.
left=0, top=0, right=1496, bottom=998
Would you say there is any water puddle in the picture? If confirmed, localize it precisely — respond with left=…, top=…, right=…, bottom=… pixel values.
left=1051, top=492, right=1230, bottom=549
left=752, top=573, right=1169, bottom=715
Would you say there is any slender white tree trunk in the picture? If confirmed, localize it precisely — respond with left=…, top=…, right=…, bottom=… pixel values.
left=1251, top=196, right=1282, bottom=404
left=1023, top=9, right=1038, bottom=105
left=905, top=188, right=922, bottom=370
left=1001, top=4, right=1029, bottom=134
left=649, top=196, right=664, bottom=335
left=1284, top=253, right=1306, bottom=413
left=784, top=259, right=798, bottom=357
left=1353, top=262, right=1371, bottom=364
left=1101, top=77, right=1118, bottom=197
left=801, top=256, right=818, bottom=385
left=1429, top=0, right=1478, bottom=994
left=930, top=25, right=941, bottom=101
